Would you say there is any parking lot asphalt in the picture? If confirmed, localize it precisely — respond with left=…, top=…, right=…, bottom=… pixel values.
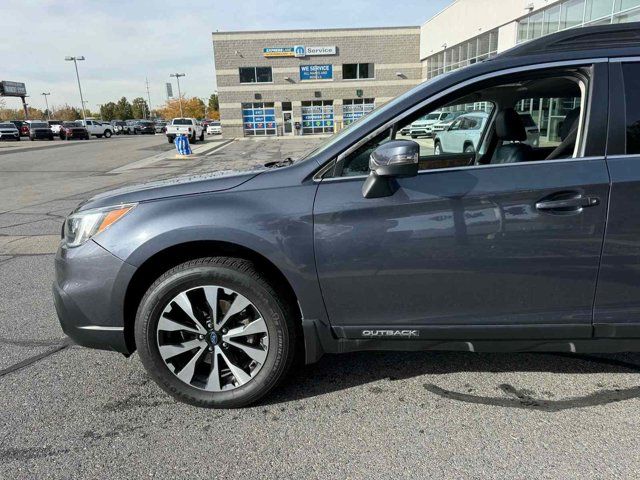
left=2, top=134, right=640, bottom=479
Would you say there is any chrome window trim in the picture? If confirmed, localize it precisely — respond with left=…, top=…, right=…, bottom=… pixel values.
left=609, top=57, right=640, bottom=63
left=606, top=154, right=640, bottom=159
left=317, top=155, right=605, bottom=183
left=316, top=57, right=607, bottom=180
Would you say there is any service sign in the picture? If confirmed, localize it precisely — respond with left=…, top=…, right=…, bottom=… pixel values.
left=300, top=64, right=333, bottom=81
left=0, top=81, right=27, bottom=97
left=263, top=46, right=337, bottom=57
left=305, top=46, right=336, bottom=56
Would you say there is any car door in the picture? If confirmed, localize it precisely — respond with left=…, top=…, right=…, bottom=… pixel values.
left=313, top=62, right=609, bottom=340
left=594, top=60, right=640, bottom=338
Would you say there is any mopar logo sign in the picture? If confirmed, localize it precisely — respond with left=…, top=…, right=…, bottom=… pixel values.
left=294, top=45, right=305, bottom=57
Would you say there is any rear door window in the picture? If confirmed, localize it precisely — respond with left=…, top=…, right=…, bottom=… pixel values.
left=622, top=63, right=640, bottom=154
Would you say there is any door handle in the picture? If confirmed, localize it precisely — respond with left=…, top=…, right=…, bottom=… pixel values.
left=535, top=195, right=599, bottom=212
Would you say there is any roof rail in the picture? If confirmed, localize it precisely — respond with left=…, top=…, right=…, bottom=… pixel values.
left=497, top=22, right=640, bottom=59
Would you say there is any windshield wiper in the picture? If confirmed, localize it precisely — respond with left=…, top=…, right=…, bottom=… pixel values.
left=264, top=157, right=294, bottom=168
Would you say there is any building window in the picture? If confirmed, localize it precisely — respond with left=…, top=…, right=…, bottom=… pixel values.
left=342, top=63, right=375, bottom=80
left=241, top=102, right=276, bottom=136
left=517, top=0, right=640, bottom=44
left=426, top=29, right=499, bottom=80
left=343, top=98, right=375, bottom=125
left=301, top=100, right=334, bottom=134
left=239, top=67, right=272, bottom=84
left=561, top=0, right=586, bottom=29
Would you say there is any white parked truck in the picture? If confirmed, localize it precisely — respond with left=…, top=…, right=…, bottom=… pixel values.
left=166, top=118, right=204, bottom=144
left=76, top=119, right=113, bottom=138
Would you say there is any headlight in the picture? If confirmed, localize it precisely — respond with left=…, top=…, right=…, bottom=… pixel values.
left=64, top=204, right=136, bottom=247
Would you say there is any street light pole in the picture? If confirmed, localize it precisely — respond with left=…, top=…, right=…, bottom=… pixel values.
left=41, top=93, right=51, bottom=120
left=65, top=56, right=87, bottom=124
left=170, top=73, right=185, bottom=117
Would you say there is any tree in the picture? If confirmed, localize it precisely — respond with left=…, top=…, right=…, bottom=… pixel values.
left=157, top=96, right=206, bottom=120
left=114, top=97, right=133, bottom=120
left=100, top=102, right=118, bottom=121
left=131, top=97, right=150, bottom=119
left=53, top=105, right=82, bottom=121
left=207, top=94, right=219, bottom=112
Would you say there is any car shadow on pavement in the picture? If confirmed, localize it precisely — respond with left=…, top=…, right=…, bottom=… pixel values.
left=265, top=350, right=640, bottom=411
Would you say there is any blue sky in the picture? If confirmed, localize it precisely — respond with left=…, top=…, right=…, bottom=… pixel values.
left=1, top=0, right=452, bottom=112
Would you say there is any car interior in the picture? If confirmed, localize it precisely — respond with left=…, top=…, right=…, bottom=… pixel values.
left=338, top=67, right=588, bottom=176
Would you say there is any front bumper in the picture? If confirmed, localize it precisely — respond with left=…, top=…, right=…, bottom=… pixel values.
left=410, top=129, right=433, bottom=137
left=53, top=239, right=136, bottom=354
left=0, top=132, right=19, bottom=139
left=31, top=131, right=53, bottom=139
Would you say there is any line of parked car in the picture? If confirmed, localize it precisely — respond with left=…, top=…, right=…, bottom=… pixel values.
left=0, top=118, right=222, bottom=143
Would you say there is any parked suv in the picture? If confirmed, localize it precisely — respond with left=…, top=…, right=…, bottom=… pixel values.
left=10, top=120, right=29, bottom=137
left=433, top=112, right=489, bottom=154
left=27, top=121, right=55, bottom=141
left=0, top=122, right=20, bottom=141
left=408, top=111, right=449, bottom=138
left=54, top=23, right=640, bottom=408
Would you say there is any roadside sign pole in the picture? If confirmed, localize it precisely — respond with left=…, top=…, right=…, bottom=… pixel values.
left=74, top=59, right=87, bottom=124
left=20, top=96, right=28, bottom=120
left=42, top=92, right=51, bottom=120
left=65, top=56, right=87, bottom=124
left=170, top=73, right=185, bottom=117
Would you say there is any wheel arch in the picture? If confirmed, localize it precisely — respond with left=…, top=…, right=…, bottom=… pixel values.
left=122, top=240, right=303, bottom=355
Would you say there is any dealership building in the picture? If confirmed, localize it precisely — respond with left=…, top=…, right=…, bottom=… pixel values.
left=213, top=0, right=640, bottom=138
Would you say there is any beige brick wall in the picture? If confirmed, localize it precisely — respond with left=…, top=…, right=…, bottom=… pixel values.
left=212, top=27, right=421, bottom=137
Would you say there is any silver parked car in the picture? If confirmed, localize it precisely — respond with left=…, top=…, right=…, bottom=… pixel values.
left=434, top=112, right=489, bottom=154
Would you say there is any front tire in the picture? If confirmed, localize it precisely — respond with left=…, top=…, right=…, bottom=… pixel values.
left=135, top=257, right=296, bottom=408
left=434, top=141, right=442, bottom=155
left=104, top=130, right=112, bottom=138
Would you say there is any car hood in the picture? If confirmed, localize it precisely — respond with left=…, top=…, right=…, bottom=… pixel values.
left=78, top=169, right=263, bottom=211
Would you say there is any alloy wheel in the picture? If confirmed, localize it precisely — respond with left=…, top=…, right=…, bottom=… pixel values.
left=156, top=285, right=269, bottom=392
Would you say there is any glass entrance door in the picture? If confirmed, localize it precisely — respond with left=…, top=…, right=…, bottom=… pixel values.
left=282, top=111, right=293, bottom=135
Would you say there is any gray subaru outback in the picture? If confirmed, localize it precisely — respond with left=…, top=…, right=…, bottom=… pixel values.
left=54, top=24, right=640, bottom=407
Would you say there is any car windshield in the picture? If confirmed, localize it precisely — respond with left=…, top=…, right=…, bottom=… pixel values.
left=172, top=119, right=193, bottom=125
left=49, top=121, right=62, bottom=125
left=211, top=122, right=220, bottom=126
left=425, top=113, right=440, bottom=120
left=62, top=122, right=80, bottom=127
left=30, top=122, right=48, bottom=128
left=0, top=123, right=16, bottom=128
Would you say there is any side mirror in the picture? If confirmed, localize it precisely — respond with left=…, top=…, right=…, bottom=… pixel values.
left=362, top=140, right=419, bottom=199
